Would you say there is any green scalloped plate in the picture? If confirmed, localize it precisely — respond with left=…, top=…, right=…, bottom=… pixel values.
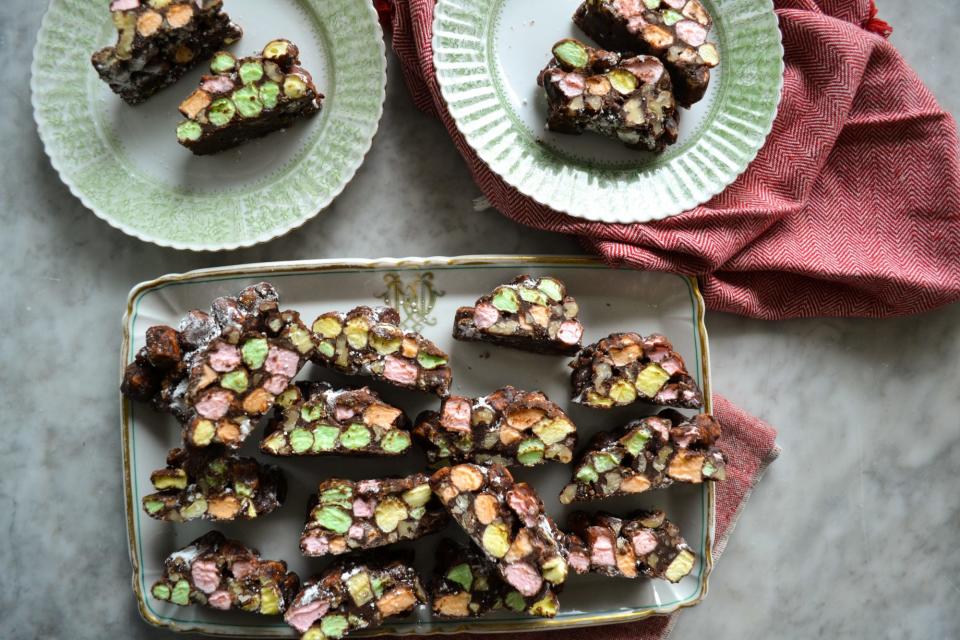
left=433, top=0, right=783, bottom=223
left=31, top=0, right=386, bottom=251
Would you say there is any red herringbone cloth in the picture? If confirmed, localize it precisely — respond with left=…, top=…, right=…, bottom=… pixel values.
left=391, top=0, right=960, bottom=320
left=390, top=395, right=779, bottom=640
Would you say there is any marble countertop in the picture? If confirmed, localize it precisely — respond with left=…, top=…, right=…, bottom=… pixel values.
left=2, top=2, right=958, bottom=639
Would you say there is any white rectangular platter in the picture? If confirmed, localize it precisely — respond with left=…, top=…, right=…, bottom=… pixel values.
left=121, top=256, right=714, bottom=636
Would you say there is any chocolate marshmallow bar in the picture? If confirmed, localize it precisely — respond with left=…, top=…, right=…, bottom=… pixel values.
left=312, top=306, right=452, bottom=396
left=182, top=304, right=315, bottom=448
left=284, top=553, right=426, bottom=640
left=430, top=463, right=567, bottom=617
left=92, top=0, right=243, bottom=105
left=300, top=475, right=448, bottom=557
left=538, top=39, right=679, bottom=152
left=452, top=275, right=584, bottom=355
left=569, top=332, right=703, bottom=409
left=573, top=0, right=719, bottom=107
left=260, top=382, right=412, bottom=456
left=560, top=411, right=725, bottom=504
left=176, top=39, right=322, bottom=154
left=142, top=446, right=285, bottom=521
left=121, top=282, right=317, bottom=449
left=565, top=510, right=696, bottom=582
left=151, top=531, right=299, bottom=614
left=413, top=386, right=577, bottom=468
left=430, top=538, right=504, bottom=618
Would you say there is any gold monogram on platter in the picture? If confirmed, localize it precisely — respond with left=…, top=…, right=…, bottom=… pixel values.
left=376, top=272, right=445, bottom=332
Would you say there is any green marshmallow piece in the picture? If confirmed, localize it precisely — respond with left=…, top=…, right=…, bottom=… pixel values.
left=417, top=352, right=447, bottom=370
left=505, top=591, right=525, bottom=612
left=176, top=120, right=202, bottom=142
left=312, top=425, right=340, bottom=451
left=663, top=9, right=683, bottom=25
left=537, top=278, right=563, bottom=301
left=518, top=286, right=548, bottom=305
left=315, top=505, right=352, bottom=533
left=239, top=61, right=264, bottom=84
left=210, top=52, right=236, bottom=73
left=144, top=499, right=165, bottom=514
left=381, top=429, right=412, bottom=453
left=151, top=583, right=171, bottom=601
left=220, top=370, right=248, bottom=393
left=207, top=98, right=236, bottom=127
left=171, top=580, right=191, bottom=606
left=180, top=497, right=208, bottom=520
left=370, top=575, right=385, bottom=598
left=260, top=81, right=281, bottom=109
left=552, top=40, right=589, bottom=69
left=289, top=428, right=314, bottom=453
left=575, top=464, right=599, bottom=484
left=321, top=614, right=350, bottom=639
left=320, top=484, right=353, bottom=507
left=592, top=452, right=621, bottom=473
left=301, top=403, right=324, bottom=422
left=341, top=423, right=371, bottom=449
left=447, top=563, right=473, bottom=591
left=318, top=341, right=335, bottom=358
left=241, top=338, right=269, bottom=369
left=233, top=86, right=263, bottom=119
left=644, top=0, right=661, bottom=8
left=517, top=438, right=545, bottom=466
left=624, top=428, right=651, bottom=457
left=491, top=287, right=520, bottom=313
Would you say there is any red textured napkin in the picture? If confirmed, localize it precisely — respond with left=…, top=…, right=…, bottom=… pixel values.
left=389, top=395, right=779, bottom=640
left=389, top=0, right=960, bottom=320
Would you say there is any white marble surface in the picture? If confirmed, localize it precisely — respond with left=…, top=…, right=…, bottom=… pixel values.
left=1, top=2, right=959, bottom=639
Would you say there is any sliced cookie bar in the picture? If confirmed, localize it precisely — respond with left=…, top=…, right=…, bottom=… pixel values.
left=284, top=553, right=426, bottom=640
left=300, top=475, right=448, bottom=557
left=311, top=306, right=452, bottom=396
left=570, top=332, right=703, bottom=409
left=176, top=39, right=322, bottom=154
left=142, top=446, right=285, bottom=522
left=560, top=410, right=725, bottom=504
left=539, top=39, right=679, bottom=152
left=413, top=386, right=577, bottom=468
left=151, top=531, right=299, bottom=614
left=573, top=0, right=719, bottom=107
left=92, top=0, right=243, bottom=104
left=452, top=275, right=584, bottom=355
left=260, top=382, right=412, bottom=457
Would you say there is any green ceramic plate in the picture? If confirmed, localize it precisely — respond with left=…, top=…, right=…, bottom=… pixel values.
left=31, top=0, right=386, bottom=251
left=433, top=0, right=783, bottom=223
